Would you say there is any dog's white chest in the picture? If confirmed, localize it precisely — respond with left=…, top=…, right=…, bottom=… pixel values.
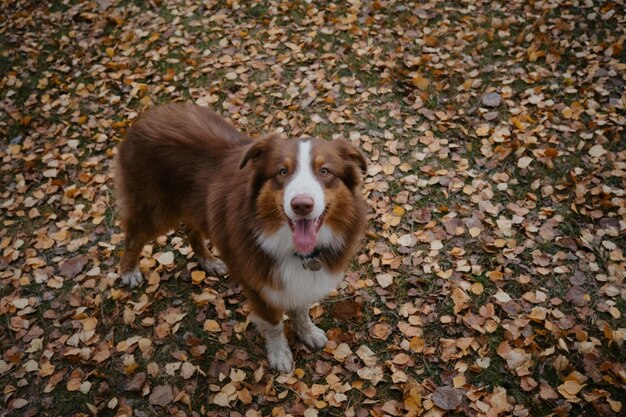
left=258, top=225, right=345, bottom=311
left=263, top=257, right=343, bottom=311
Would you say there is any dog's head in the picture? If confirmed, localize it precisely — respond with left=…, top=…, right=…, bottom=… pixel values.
left=240, top=134, right=367, bottom=254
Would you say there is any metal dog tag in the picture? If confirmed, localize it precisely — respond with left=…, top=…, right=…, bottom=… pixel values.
left=304, top=257, right=323, bottom=271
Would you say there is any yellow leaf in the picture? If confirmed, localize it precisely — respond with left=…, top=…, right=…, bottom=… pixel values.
left=453, top=375, right=466, bottom=388
left=125, top=362, right=140, bottom=375
left=66, top=377, right=82, bottom=392
left=411, top=76, right=429, bottom=90
left=39, top=361, right=55, bottom=377
left=393, top=205, right=405, bottom=216
left=409, top=336, right=424, bottom=353
left=561, top=106, right=572, bottom=119
left=468, top=227, right=481, bottom=237
left=475, top=125, right=490, bottom=136
left=191, top=270, right=206, bottom=284
left=557, top=380, right=582, bottom=398
left=203, top=319, right=221, bottom=332
left=511, top=116, right=525, bottom=131
left=487, top=270, right=504, bottom=282
left=470, top=282, right=484, bottom=295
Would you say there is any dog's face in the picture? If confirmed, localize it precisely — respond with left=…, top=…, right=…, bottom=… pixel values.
left=240, top=134, right=367, bottom=254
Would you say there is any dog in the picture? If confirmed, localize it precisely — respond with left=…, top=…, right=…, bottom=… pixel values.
left=114, top=103, right=367, bottom=372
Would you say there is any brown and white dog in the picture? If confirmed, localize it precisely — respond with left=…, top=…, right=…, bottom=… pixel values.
left=114, top=103, right=367, bottom=372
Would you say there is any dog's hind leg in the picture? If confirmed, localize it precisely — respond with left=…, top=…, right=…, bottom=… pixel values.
left=120, top=231, right=148, bottom=288
left=186, top=225, right=227, bottom=277
left=119, top=210, right=162, bottom=288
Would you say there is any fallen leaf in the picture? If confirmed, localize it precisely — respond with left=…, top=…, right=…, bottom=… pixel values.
left=412, top=76, right=429, bottom=90
left=331, top=300, right=362, bottom=321
left=59, top=255, right=88, bottom=278
left=376, top=273, right=394, bottom=288
left=432, top=386, right=463, bottom=411
left=149, top=385, right=174, bottom=406
left=126, top=372, right=146, bottom=392
left=370, top=322, right=392, bottom=340
left=156, top=251, right=175, bottom=266
left=482, top=92, right=502, bottom=107
left=203, top=319, right=221, bottom=332
left=557, top=380, right=583, bottom=399
left=11, top=399, right=28, bottom=409
left=475, top=125, right=490, bottom=136
left=588, top=144, right=606, bottom=158
left=517, top=156, right=533, bottom=169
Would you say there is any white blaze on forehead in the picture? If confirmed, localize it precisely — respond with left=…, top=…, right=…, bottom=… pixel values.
left=284, top=140, right=325, bottom=220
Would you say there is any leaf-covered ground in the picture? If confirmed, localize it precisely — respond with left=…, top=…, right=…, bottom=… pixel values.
left=1, top=1, right=625, bottom=416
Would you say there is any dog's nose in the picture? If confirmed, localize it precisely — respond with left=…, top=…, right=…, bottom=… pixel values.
left=291, top=195, right=314, bottom=216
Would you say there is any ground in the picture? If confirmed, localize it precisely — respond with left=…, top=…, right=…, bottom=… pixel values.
left=1, top=1, right=625, bottom=416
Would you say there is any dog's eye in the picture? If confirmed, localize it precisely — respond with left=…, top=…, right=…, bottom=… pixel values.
left=278, top=168, right=288, bottom=176
left=320, top=167, right=330, bottom=176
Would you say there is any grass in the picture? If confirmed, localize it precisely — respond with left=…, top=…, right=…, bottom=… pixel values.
left=1, top=0, right=625, bottom=416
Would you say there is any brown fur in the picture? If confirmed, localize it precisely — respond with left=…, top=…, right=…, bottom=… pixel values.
left=115, top=103, right=367, bottom=326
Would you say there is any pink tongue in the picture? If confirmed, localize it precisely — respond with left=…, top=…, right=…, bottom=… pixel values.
left=293, top=219, right=317, bottom=254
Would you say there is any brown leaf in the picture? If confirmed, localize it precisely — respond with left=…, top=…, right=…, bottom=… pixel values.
left=92, top=341, right=111, bottom=363
left=370, top=322, right=392, bottom=340
left=451, top=288, right=470, bottom=314
left=331, top=300, right=362, bottom=321
left=44, top=370, right=66, bottom=393
left=59, top=255, right=88, bottom=279
left=521, top=376, right=538, bottom=391
left=564, top=285, right=589, bottom=307
left=412, top=207, right=431, bottom=224
left=126, top=372, right=146, bottom=392
left=149, top=384, right=174, bottom=406
left=376, top=273, right=394, bottom=289
left=11, top=399, right=29, bottom=409
left=431, top=386, right=463, bottom=411
left=557, top=380, right=583, bottom=399
left=539, top=383, right=558, bottom=400
left=66, top=370, right=83, bottom=392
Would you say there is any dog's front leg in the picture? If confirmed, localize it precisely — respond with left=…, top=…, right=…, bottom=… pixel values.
left=250, top=314, right=293, bottom=373
left=289, top=307, right=328, bottom=350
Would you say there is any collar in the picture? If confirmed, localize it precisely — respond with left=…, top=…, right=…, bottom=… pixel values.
left=295, top=248, right=321, bottom=260
left=295, top=248, right=324, bottom=271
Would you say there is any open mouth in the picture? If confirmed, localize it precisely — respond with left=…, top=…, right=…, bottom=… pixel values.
left=287, top=209, right=326, bottom=254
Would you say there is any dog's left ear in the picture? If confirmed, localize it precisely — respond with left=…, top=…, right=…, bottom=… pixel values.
left=333, top=139, right=368, bottom=191
left=335, top=139, right=367, bottom=174
left=239, top=133, right=281, bottom=169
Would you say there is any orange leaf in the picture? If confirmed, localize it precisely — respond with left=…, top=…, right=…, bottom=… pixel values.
left=411, top=76, right=429, bottom=90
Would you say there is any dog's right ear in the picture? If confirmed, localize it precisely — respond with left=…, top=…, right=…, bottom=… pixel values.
left=239, top=133, right=281, bottom=169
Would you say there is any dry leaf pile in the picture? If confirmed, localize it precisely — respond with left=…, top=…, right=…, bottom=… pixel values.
left=1, top=1, right=625, bottom=416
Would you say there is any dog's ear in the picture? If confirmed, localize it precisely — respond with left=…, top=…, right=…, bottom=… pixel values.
left=239, top=141, right=265, bottom=169
left=335, top=139, right=367, bottom=174
left=239, top=133, right=281, bottom=169
left=333, top=139, right=367, bottom=191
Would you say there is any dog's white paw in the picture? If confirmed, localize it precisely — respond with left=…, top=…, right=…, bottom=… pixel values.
left=121, top=268, right=143, bottom=288
left=199, top=258, right=228, bottom=277
left=267, top=344, right=294, bottom=373
left=298, top=325, right=328, bottom=350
